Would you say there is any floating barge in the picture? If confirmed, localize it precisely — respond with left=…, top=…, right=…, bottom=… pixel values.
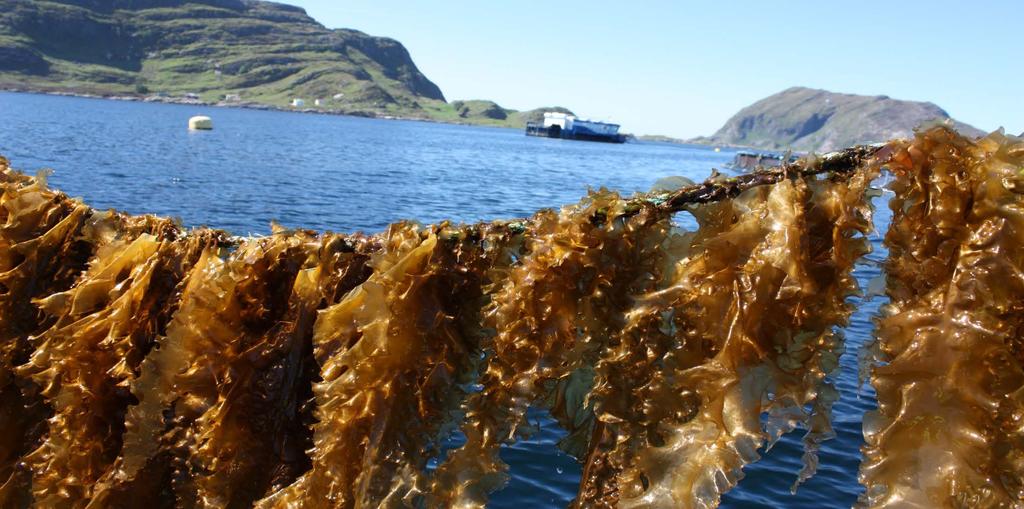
left=728, top=151, right=800, bottom=171
left=526, top=112, right=626, bottom=143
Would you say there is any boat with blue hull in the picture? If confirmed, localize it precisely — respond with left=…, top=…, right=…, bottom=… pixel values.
left=526, top=112, right=626, bottom=143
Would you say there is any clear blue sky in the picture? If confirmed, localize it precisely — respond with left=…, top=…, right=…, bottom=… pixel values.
left=292, top=1, right=1021, bottom=138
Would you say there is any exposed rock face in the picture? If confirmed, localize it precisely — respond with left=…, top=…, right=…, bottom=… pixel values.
left=0, top=0, right=444, bottom=111
left=699, top=87, right=985, bottom=151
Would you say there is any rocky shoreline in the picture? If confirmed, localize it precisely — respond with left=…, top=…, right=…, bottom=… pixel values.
left=0, top=87, right=506, bottom=128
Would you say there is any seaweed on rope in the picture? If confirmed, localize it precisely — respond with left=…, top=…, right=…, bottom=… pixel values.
left=0, top=127, right=1019, bottom=508
left=859, top=128, right=1024, bottom=507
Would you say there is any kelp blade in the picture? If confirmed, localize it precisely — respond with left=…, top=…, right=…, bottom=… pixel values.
left=860, top=128, right=1024, bottom=507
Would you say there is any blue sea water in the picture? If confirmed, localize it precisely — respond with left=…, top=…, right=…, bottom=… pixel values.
left=0, top=91, right=889, bottom=508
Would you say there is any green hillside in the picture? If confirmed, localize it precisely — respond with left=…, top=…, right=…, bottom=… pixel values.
left=0, top=0, right=567, bottom=127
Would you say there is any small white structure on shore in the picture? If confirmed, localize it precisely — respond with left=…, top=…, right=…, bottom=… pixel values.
left=314, top=98, right=323, bottom=107
left=188, top=115, right=213, bottom=130
left=291, top=98, right=305, bottom=107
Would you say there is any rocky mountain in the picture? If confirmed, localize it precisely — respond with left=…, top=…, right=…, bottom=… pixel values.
left=696, top=87, right=985, bottom=151
left=0, top=0, right=563, bottom=126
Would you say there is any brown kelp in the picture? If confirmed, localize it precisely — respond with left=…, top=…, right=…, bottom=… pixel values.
left=260, top=222, right=511, bottom=508
left=17, top=227, right=219, bottom=507
left=105, top=230, right=375, bottom=508
left=428, top=191, right=673, bottom=508
left=0, top=159, right=184, bottom=506
left=0, top=162, right=92, bottom=506
left=860, top=128, right=1024, bottom=507
left=573, top=166, right=877, bottom=509
left=1, top=128, right=1021, bottom=508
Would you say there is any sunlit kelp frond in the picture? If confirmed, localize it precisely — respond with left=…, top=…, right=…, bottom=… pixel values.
left=579, top=154, right=881, bottom=508
left=788, top=166, right=879, bottom=489
left=186, top=232, right=376, bottom=508
left=860, top=127, right=1024, bottom=507
left=15, top=229, right=218, bottom=508
left=0, top=162, right=103, bottom=505
left=104, top=230, right=371, bottom=508
left=602, top=167, right=877, bottom=509
left=0, top=164, right=94, bottom=379
left=428, top=192, right=674, bottom=508
left=0, top=161, right=186, bottom=507
left=259, top=222, right=502, bottom=509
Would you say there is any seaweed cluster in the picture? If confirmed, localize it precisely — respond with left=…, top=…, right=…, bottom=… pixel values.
left=860, top=128, right=1024, bottom=507
left=0, top=127, right=1020, bottom=508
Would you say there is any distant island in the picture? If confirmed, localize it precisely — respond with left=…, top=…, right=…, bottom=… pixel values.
left=0, top=0, right=569, bottom=128
left=687, top=87, right=985, bottom=152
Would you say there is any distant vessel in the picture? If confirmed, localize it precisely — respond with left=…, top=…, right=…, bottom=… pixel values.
left=526, top=112, right=626, bottom=143
left=728, top=151, right=798, bottom=171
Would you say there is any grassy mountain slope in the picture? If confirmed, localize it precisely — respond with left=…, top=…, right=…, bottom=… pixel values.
left=695, top=86, right=985, bottom=151
left=428, top=100, right=574, bottom=128
left=0, top=0, right=567, bottom=127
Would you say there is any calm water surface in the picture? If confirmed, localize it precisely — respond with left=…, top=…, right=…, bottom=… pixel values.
left=0, top=92, right=888, bottom=508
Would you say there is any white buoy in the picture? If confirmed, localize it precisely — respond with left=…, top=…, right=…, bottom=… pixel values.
left=188, top=115, right=213, bottom=130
